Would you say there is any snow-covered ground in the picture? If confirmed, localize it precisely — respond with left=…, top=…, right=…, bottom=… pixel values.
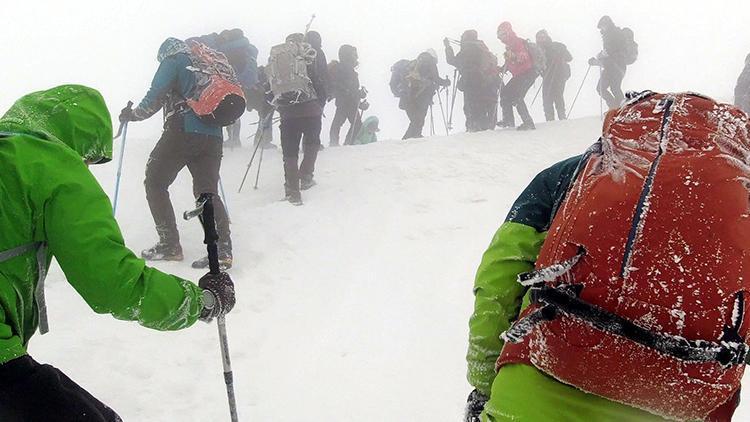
left=30, top=116, right=750, bottom=421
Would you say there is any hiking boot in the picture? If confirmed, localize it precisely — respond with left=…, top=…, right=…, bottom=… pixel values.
left=300, top=177, right=317, bottom=191
left=517, top=122, right=536, bottom=131
left=286, top=191, right=303, bottom=206
left=191, top=252, right=233, bottom=271
left=141, top=243, right=183, bottom=261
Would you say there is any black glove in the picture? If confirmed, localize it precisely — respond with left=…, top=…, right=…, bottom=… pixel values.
left=359, top=86, right=368, bottom=99
left=588, top=57, right=600, bottom=66
left=464, top=389, right=489, bottom=422
left=199, top=272, right=236, bottom=322
left=358, top=100, right=370, bottom=111
left=440, top=77, right=451, bottom=88
left=118, top=104, right=137, bottom=123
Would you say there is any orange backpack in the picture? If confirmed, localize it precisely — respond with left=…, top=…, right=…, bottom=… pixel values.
left=500, top=92, right=750, bottom=420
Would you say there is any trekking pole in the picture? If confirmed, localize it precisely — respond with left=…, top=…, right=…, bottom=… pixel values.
left=304, top=14, right=316, bottom=35
left=239, top=111, right=273, bottom=193
left=218, top=178, right=231, bottom=222
left=436, top=86, right=450, bottom=136
left=599, top=66, right=604, bottom=120
left=184, top=194, right=239, bottom=422
left=112, top=101, right=133, bottom=216
left=429, top=104, right=435, bottom=136
left=567, top=64, right=592, bottom=119
left=448, top=69, right=459, bottom=131
left=530, top=80, right=544, bottom=107
left=253, top=143, right=264, bottom=190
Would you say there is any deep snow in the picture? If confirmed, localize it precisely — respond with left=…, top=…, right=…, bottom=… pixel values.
left=29, top=115, right=750, bottom=421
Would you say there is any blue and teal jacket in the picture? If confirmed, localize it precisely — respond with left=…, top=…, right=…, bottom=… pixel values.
left=131, top=38, right=222, bottom=139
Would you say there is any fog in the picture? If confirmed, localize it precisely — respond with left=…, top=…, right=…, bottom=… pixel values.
left=4, top=1, right=750, bottom=141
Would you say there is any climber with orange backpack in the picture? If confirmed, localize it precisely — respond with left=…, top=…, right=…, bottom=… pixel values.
left=119, top=37, right=245, bottom=270
left=466, top=91, right=749, bottom=422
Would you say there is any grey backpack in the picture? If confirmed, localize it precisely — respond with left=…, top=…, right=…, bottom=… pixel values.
left=524, top=40, right=547, bottom=76
left=266, top=39, right=318, bottom=107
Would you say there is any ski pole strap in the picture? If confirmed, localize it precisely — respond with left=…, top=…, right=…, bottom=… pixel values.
left=0, top=242, right=49, bottom=334
left=506, top=285, right=750, bottom=367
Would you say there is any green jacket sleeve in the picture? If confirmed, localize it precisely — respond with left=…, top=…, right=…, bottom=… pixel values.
left=467, top=222, right=546, bottom=395
left=467, top=154, right=586, bottom=395
left=42, top=150, right=204, bottom=331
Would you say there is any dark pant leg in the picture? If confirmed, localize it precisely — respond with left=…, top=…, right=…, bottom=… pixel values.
left=184, top=133, right=232, bottom=252
left=300, top=116, right=322, bottom=180
left=343, top=106, right=362, bottom=145
left=404, top=102, right=428, bottom=139
left=500, top=78, right=522, bottom=127
left=144, top=130, right=188, bottom=245
left=329, top=106, right=348, bottom=146
left=0, top=356, right=122, bottom=422
left=598, top=64, right=625, bottom=109
left=280, top=118, right=304, bottom=193
left=514, top=73, right=537, bottom=125
left=542, top=78, right=555, bottom=121
left=552, top=76, right=568, bottom=120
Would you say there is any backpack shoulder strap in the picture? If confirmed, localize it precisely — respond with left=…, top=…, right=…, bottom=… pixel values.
left=0, top=242, right=41, bottom=263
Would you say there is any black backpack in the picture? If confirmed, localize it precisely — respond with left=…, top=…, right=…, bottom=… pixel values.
left=389, top=59, right=413, bottom=98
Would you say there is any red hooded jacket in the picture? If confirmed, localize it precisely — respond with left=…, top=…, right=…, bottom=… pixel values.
left=498, top=22, right=533, bottom=76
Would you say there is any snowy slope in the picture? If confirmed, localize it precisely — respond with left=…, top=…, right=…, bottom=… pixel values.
left=29, top=116, right=750, bottom=421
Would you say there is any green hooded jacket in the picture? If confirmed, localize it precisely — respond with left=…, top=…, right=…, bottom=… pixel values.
left=0, top=85, right=204, bottom=364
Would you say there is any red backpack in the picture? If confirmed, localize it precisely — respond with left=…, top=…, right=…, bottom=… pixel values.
left=499, top=92, right=750, bottom=420
left=185, top=40, right=246, bottom=127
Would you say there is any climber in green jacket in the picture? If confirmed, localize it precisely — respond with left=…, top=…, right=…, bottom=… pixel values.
left=0, top=85, right=235, bottom=422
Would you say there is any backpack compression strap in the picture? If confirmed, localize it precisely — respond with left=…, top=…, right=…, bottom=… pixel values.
left=503, top=270, right=750, bottom=367
left=0, top=242, right=50, bottom=334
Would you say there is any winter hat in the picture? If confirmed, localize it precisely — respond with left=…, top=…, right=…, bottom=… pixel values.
left=306, top=31, right=322, bottom=49
left=598, top=15, right=614, bottom=30
left=220, top=28, right=244, bottom=42
left=461, top=30, right=479, bottom=43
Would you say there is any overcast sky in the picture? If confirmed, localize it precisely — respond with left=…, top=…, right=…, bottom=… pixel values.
left=4, top=1, right=750, bottom=140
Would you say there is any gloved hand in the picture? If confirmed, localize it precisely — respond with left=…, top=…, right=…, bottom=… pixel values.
left=443, top=37, right=451, bottom=48
left=359, top=86, right=368, bottom=99
left=118, top=104, right=136, bottom=123
left=199, top=272, right=236, bottom=322
left=588, top=57, right=601, bottom=66
left=464, top=389, right=489, bottom=422
left=358, top=100, right=370, bottom=111
left=440, top=77, right=451, bottom=88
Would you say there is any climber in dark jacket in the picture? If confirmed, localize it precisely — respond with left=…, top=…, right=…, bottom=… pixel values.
left=735, top=53, right=750, bottom=114
left=589, top=16, right=628, bottom=109
left=536, top=30, right=572, bottom=121
left=329, top=44, right=365, bottom=146
left=401, top=50, right=450, bottom=140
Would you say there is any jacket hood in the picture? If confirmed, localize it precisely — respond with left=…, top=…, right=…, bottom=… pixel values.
left=497, top=21, right=516, bottom=42
left=0, top=85, right=113, bottom=164
left=157, top=37, right=189, bottom=62
left=598, top=15, right=615, bottom=31
left=461, top=30, right=479, bottom=43
left=363, top=115, right=379, bottom=132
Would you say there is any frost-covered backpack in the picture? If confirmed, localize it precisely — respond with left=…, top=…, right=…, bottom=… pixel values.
left=524, top=40, right=547, bottom=76
left=389, top=59, right=413, bottom=98
left=622, top=27, right=639, bottom=65
left=499, top=92, right=750, bottom=421
left=184, top=40, right=246, bottom=127
left=266, top=38, right=318, bottom=107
